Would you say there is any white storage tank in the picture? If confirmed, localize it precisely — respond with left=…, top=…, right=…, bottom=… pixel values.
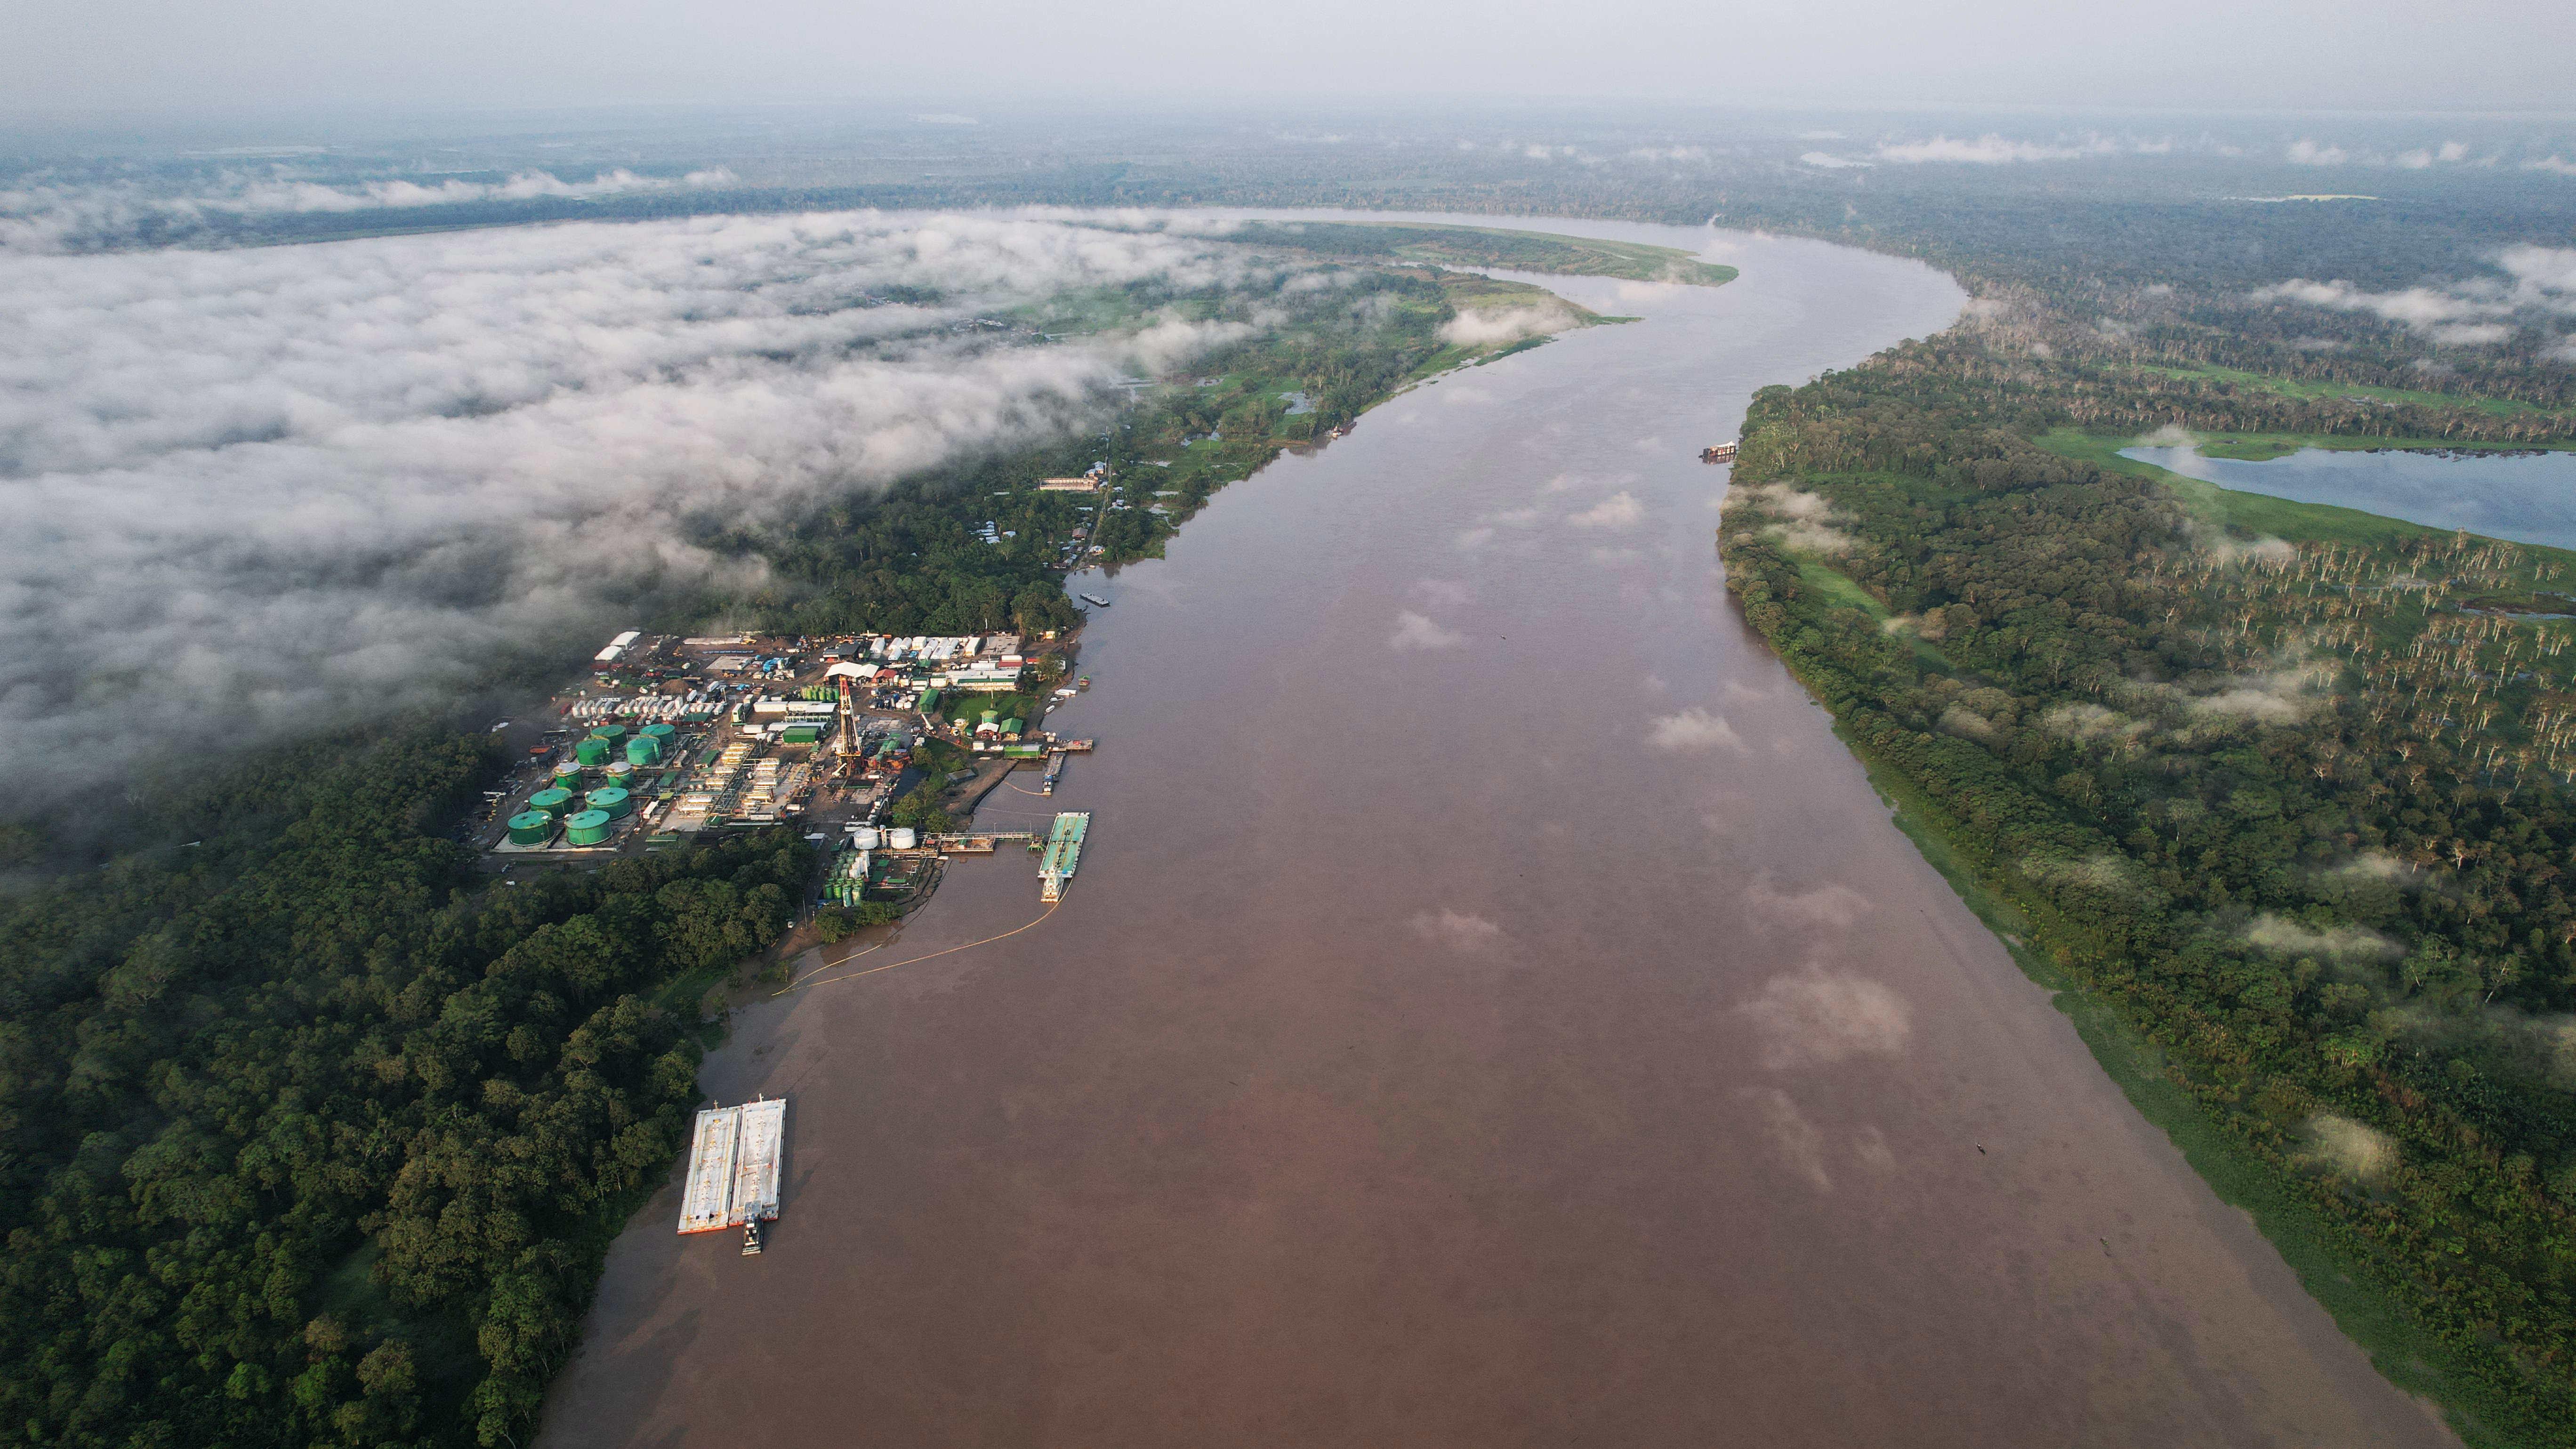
left=887, top=827, right=918, bottom=850
left=849, top=827, right=882, bottom=849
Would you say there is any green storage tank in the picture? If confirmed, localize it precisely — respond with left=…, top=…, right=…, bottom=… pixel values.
left=550, top=761, right=582, bottom=786
left=640, top=722, right=676, bottom=742
left=564, top=809, right=613, bottom=846
left=574, top=737, right=608, bottom=766
left=624, top=735, right=662, bottom=766
left=506, top=811, right=554, bottom=845
left=528, top=787, right=576, bottom=817
left=587, top=786, right=632, bottom=820
left=602, top=760, right=637, bottom=790
left=588, top=724, right=627, bottom=743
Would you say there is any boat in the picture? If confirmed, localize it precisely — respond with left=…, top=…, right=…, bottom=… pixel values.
left=1078, top=593, right=1111, bottom=608
left=1700, top=442, right=1739, bottom=464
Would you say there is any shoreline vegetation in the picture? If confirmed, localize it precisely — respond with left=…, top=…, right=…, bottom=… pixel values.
left=0, top=224, right=1692, bottom=1449
left=1718, top=320, right=2576, bottom=1445
left=1226, top=219, right=1739, bottom=288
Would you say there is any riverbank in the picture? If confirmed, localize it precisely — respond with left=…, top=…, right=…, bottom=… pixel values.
left=1722, top=334, right=2576, bottom=1443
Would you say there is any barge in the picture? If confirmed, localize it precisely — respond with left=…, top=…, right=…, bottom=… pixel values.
left=679, top=1097, right=786, bottom=1254
left=1039, top=812, right=1090, bottom=902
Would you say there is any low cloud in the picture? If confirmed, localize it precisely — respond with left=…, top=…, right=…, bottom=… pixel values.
left=1799, top=153, right=1872, bottom=170
left=1871, top=133, right=2133, bottom=165
left=1736, top=964, right=1911, bottom=1070
left=2243, top=914, right=2402, bottom=960
left=1740, top=1087, right=1833, bottom=1191
left=1646, top=707, right=1746, bottom=753
left=1388, top=611, right=1468, bottom=651
left=2302, top=1114, right=2398, bottom=1185
left=1437, top=303, right=1579, bottom=348
left=1745, top=875, right=1874, bottom=929
left=1566, top=491, right=1644, bottom=528
left=0, top=208, right=1295, bottom=807
left=2188, top=670, right=2320, bottom=723
left=1410, top=909, right=1505, bottom=953
left=2249, top=246, right=2576, bottom=349
left=0, top=169, right=739, bottom=253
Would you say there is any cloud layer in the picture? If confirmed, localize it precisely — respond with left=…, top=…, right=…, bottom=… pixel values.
left=0, top=209, right=1282, bottom=806
left=2251, top=245, right=2576, bottom=350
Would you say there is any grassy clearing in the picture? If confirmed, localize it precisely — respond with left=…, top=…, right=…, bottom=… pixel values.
left=2132, top=362, right=2571, bottom=423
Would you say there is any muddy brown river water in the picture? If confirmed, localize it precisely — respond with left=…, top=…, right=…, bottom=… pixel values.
left=539, top=217, right=2458, bottom=1448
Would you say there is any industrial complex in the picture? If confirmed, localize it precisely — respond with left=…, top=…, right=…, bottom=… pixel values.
left=505, top=623, right=1112, bottom=1261
left=477, top=625, right=1106, bottom=922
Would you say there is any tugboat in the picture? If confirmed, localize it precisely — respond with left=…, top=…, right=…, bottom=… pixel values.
left=741, top=1220, right=764, bottom=1256
left=1699, top=441, right=1739, bottom=464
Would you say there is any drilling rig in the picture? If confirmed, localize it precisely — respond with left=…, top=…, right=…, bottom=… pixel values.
left=824, top=661, right=871, bottom=781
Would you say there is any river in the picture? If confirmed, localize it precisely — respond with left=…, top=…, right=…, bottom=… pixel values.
left=538, top=217, right=2457, bottom=1448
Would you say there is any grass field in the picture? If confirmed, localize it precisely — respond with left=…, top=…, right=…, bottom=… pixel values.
left=2132, top=362, right=2572, bottom=423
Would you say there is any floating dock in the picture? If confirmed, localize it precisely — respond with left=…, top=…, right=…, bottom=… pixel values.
left=1039, top=812, right=1089, bottom=902
left=678, top=1098, right=785, bottom=1248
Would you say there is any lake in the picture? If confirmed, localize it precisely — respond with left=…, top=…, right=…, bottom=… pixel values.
left=2125, top=443, right=2576, bottom=549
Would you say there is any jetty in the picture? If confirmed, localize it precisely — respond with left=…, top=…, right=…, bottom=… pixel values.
left=679, top=1098, right=786, bottom=1254
left=1039, top=812, right=1090, bottom=902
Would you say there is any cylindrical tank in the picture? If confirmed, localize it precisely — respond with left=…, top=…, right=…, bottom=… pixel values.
left=586, top=786, right=632, bottom=820
left=564, top=809, right=613, bottom=846
left=574, top=737, right=608, bottom=766
left=850, top=827, right=882, bottom=850
left=550, top=761, right=583, bottom=787
left=887, top=827, right=918, bottom=850
left=528, top=787, right=576, bottom=817
left=588, top=724, right=628, bottom=742
left=624, top=736, right=661, bottom=766
left=640, top=722, right=676, bottom=743
left=505, top=810, right=553, bottom=845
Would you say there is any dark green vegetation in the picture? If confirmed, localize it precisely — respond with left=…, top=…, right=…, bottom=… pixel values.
left=0, top=730, right=810, bottom=1448
left=1720, top=316, right=2576, bottom=1442
left=1230, top=220, right=1736, bottom=287
left=0, top=231, right=1632, bottom=1447
left=706, top=258, right=1561, bottom=631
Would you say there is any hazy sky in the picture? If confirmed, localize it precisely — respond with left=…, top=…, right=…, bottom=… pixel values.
left=8, top=0, right=2574, bottom=116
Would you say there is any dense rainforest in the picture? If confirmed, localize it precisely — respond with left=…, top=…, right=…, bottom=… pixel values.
left=0, top=731, right=810, bottom=1447
left=1719, top=316, right=2576, bottom=1441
